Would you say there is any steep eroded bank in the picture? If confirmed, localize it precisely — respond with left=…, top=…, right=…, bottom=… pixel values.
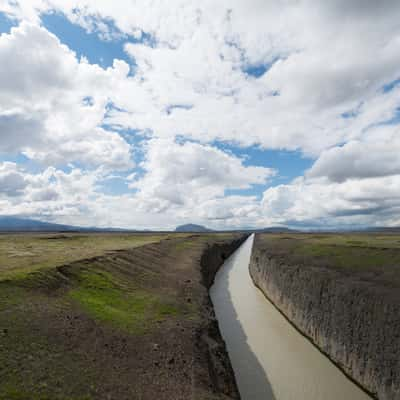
left=249, top=233, right=400, bottom=400
left=0, top=233, right=246, bottom=400
left=199, top=235, right=248, bottom=399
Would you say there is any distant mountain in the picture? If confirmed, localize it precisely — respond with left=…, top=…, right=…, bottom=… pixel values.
left=0, top=216, right=133, bottom=232
left=175, top=224, right=213, bottom=232
left=363, top=226, right=400, bottom=233
left=174, top=224, right=299, bottom=233
left=0, top=216, right=80, bottom=232
left=258, top=226, right=299, bottom=233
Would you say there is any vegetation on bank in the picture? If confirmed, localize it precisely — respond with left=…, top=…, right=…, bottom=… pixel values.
left=259, top=233, right=400, bottom=272
left=68, top=268, right=180, bottom=333
left=0, top=233, right=174, bottom=281
left=0, top=233, right=240, bottom=399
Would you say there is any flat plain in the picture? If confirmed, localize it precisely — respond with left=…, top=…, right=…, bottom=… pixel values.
left=256, top=233, right=400, bottom=284
left=3, top=232, right=398, bottom=399
left=0, top=233, right=177, bottom=281
left=0, top=232, right=241, bottom=400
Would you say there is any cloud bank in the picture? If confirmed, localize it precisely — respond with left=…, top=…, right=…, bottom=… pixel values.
left=0, top=1, right=399, bottom=229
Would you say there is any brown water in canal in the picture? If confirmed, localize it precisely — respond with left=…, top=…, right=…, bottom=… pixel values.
left=210, top=234, right=371, bottom=400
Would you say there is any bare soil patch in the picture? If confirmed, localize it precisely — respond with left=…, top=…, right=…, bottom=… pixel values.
left=0, top=233, right=243, bottom=400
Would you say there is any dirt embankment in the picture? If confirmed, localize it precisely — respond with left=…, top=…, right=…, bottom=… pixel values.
left=199, top=235, right=248, bottom=399
left=0, top=234, right=245, bottom=400
left=249, top=234, right=400, bottom=400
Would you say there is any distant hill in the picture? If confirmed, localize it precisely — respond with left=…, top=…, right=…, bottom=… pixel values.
left=175, top=224, right=213, bottom=232
left=258, top=226, right=299, bottom=233
left=363, top=226, right=400, bottom=233
left=0, top=216, right=132, bottom=232
left=174, top=224, right=298, bottom=233
left=0, top=216, right=79, bottom=232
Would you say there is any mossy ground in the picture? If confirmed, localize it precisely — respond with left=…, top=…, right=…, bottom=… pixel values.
left=68, top=269, right=180, bottom=333
left=0, top=266, right=186, bottom=398
left=0, top=281, right=97, bottom=399
left=0, top=233, right=239, bottom=399
left=258, top=233, right=400, bottom=272
left=0, top=233, right=177, bottom=281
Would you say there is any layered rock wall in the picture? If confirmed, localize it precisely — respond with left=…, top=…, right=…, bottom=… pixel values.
left=249, top=234, right=400, bottom=400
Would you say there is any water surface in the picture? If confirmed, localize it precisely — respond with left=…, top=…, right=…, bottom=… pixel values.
left=210, top=234, right=371, bottom=400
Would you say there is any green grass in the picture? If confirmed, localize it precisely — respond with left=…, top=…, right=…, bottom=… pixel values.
left=0, top=232, right=222, bottom=399
left=261, top=233, right=400, bottom=270
left=0, top=284, right=25, bottom=310
left=295, top=243, right=400, bottom=268
left=174, top=240, right=195, bottom=251
left=0, top=287, right=96, bottom=400
left=0, top=233, right=172, bottom=281
left=0, top=267, right=182, bottom=398
left=68, top=269, right=179, bottom=333
left=300, top=233, right=400, bottom=249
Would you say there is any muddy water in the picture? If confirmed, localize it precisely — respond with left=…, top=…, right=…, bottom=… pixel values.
left=210, top=234, right=371, bottom=400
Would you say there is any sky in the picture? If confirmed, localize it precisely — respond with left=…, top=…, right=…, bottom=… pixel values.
left=0, top=1, right=399, bottom=230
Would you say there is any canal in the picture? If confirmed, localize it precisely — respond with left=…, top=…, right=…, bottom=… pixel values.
left=210, top=234, right=371, bottom=400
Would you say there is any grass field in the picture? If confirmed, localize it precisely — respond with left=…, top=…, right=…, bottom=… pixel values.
left=0, top=233, right=177, bottom=281
left=4, top=230, right=397, bottom=399
left=0, top=232, right=241, bottom=399
left=258, top=233, right=400, bottom=273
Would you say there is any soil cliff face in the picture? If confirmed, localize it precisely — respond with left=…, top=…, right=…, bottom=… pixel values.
left=201, top=236, right=248, bottom=289
left=199, top=235, right=248, bottom=399
left=0, top=234, right=246, bottom=400
left=249, top=234, right=400, bottom=400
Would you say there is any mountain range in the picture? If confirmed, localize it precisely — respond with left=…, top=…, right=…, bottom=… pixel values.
left=0, top=216, right=130, bottom=232
left=175, top=224, right=214, bottom=232
left=1, top=216, right=398, bottom=233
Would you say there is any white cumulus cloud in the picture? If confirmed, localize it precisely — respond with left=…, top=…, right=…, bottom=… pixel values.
left=0, top=1, right=400, bottom=228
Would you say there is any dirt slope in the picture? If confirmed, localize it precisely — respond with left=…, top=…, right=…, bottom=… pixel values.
left=0, top=233, right=245, bottom=400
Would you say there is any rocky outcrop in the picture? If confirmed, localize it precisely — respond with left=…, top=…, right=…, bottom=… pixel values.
left=249, top=234, right=400, bottom=400
left=201, top=236, right=248, bottom=289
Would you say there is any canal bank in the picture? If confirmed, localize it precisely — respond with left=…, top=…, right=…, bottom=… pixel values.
left=211, top=234, right=372, bottom=400
left=250, top=233, right=400, bottom=400
left=0, top=233, right=246, bottom=400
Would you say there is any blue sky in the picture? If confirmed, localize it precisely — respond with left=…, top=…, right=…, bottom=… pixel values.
left=0, top=12, right=16, bottom=33
left=6, top=11, right=313, bottom=200
left=41, top=12, right=132, bottom=68
left=0, top=3, right=399, bottom=229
